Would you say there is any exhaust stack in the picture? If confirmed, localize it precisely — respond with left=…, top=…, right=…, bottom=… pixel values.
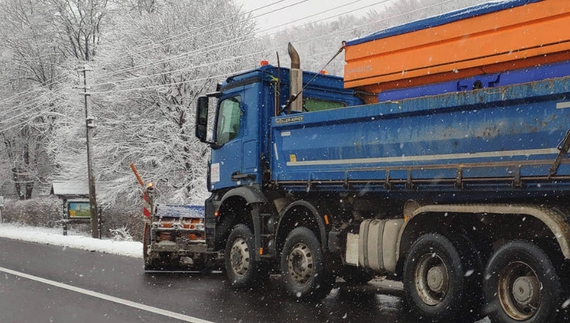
left=288, top=43, right=303, bottom=113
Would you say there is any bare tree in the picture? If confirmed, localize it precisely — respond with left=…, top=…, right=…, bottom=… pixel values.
left=48, top=0, right=109, bottom=61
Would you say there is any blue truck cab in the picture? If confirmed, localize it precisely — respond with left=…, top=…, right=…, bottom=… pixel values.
left=197, top=65, right=363, bottom=192
left=195, top=63, right=363, bottom=253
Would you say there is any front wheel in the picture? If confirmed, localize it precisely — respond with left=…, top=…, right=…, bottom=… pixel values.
left=280, top=227, right=334, bottom=300
left=484, top=240, right=561, bottom=323
left=224, top=224, right=266, bottom=288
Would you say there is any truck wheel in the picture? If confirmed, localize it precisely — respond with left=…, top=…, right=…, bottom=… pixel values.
left=280, top=227, right=334, bottom=300
left=403, top=233, right=479, bottom=322
left=225, top=224, right=264, bottom=288
left=484, top=240, right=561, bottom=323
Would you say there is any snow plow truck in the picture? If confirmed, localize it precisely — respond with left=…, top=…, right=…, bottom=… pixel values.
left=145, top=1, right=570, bottom=322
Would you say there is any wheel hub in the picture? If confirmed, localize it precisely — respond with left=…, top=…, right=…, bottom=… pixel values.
left=498, top=261, right=541, bottom=320
left=230, top=238, right=249, bottom=276
left=427, top=265, right=446, bottom=293
left=415, top=253, right=449, bottom=305
left=288, top=243, right=314, bottom=286
left=512, top=276, right=539, bottom=306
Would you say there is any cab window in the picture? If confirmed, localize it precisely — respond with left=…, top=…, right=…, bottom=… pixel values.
left=216, top=96, right=242, bottom=145
left=303, top=97, right=346, bottom=112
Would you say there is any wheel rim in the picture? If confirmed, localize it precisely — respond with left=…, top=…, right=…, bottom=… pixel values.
left=287, top=242, right=314, bottom=286
left=498, top=261, right=541, bottom=320
left=415, top=253, right=450, bottom=306
left=230, top=238, right=250, bottom=276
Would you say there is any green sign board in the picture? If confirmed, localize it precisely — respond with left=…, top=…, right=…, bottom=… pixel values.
left=68, top=201, right=91, bottom=218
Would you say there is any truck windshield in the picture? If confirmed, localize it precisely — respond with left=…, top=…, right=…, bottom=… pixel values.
left=215, top=96, right=241, bottom=146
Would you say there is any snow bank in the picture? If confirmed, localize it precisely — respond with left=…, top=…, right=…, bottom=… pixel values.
left=0, top=223, right=142, bottom=258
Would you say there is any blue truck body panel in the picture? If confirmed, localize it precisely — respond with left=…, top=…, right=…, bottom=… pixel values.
left=271, top=74, right=570, bottom=201
left=378, top=61, right=570, bottom=101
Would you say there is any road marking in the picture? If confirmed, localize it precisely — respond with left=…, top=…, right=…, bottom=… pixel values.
left=0, top=266, right=214, bottom=323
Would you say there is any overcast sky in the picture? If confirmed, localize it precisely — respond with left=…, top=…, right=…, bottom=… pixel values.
left=235, top=0, right=394, bottom=33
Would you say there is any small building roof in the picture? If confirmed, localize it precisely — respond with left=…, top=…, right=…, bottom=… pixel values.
left=51, top=182, right=89, bottom=197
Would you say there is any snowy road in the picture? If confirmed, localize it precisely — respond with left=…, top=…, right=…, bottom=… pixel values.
left=0, top=225, right=490, bottom=323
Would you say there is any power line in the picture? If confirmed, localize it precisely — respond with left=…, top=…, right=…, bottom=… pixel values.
left=0, top=73, right=70, bottom=110
left=93, top=0, right=386, bottom=81
left=96, top=0, right=310, bottom=79
left=114, top=0, right=293, bottom=60
left=0, top=1, right=294, bottom=111
left=89, top=0, right=383, bottom=88
left=91, top=0, right=444, bottom=91
left=2, top=0, right=462, bottom=129
left=0, top=91, right=54, bottom=120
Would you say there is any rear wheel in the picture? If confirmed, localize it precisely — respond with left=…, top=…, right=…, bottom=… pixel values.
left=225, top=224, right=266, bottom=288
left=403, top=233, right=482, bottom=322
left=280, top=227, right=334, bottom=300
left=484, top=240, right=561, bottom=323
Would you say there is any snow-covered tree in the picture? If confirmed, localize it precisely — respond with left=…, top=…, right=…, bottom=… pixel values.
left=0, top=0, right=67, bottom=198
left=49, top=0, right=257, bottom=205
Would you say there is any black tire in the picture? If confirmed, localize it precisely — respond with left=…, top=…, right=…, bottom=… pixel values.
left=225, top=224, right=266, bottom=288
left=484, top=240, right=561, bottom=323
left=456, top=234, right=485, bottom=321
left=280, top=227, right=334, bottom=300
left=403, top=233, right=481, bottom=322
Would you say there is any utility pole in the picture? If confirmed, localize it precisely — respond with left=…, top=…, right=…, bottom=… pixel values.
left=0, top=196, right=4, bottom=223
left=78, top=65, right=99, bottom=239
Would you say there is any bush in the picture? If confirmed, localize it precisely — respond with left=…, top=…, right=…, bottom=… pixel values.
left=2, top=196, right=62, bottom=227
left=101, top=202, right=144, bottom=241
left=1, top=196, right=145, bottom=242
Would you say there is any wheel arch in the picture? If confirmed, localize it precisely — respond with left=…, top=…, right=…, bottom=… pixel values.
left=397, top=204, right=570, bottom=274
left=275, top=200, right=328, bottom=256
left=213, top=186, right=268, bottom=254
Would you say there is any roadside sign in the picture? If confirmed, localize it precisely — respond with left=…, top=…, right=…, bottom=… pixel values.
left=67, top=199, right=91, bottom=218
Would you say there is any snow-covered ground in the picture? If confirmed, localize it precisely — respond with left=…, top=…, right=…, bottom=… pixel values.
left=0, top=223, right=142, bottom=258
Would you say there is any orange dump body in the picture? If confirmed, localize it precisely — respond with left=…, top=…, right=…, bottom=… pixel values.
left=344, top=0, right=570, bottom=99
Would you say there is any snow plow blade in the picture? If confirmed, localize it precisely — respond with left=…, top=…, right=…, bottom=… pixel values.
left=144, top=205, right=223, bottom=272
left=131, top=163, right=222, bottom=272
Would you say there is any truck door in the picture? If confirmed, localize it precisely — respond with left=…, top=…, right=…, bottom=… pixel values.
left=210, top=95, right=243, bottom=190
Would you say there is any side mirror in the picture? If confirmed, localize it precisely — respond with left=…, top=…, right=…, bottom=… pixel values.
left=195, top=96, right=209, bottom=142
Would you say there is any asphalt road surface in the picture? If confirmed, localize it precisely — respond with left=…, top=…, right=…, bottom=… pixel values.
left=0, top=237, right=489, bottom=323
